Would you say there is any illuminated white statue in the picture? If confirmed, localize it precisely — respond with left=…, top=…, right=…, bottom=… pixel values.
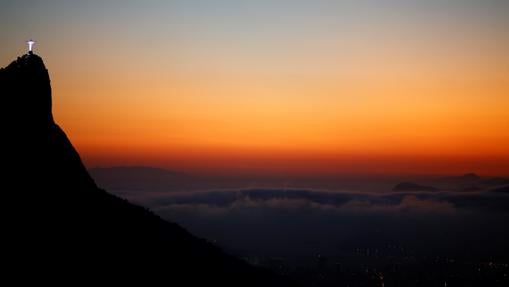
left=27, top=39, right=35, bottom=54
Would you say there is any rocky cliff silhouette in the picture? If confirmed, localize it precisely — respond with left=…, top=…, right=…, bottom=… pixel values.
left=1, top=53, right=292, bottom=285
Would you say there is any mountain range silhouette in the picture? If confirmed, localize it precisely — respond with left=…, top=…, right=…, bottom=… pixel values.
left=1, top=53, right=292, bottom=285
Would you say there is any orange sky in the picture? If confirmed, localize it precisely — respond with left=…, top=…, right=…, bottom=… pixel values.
left=2, top=1, right=509, bottom=176
left=60, top=49, right=509, bottom=175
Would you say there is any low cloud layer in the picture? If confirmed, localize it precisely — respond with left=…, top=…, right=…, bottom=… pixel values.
left=140, top=188, right=509, bottom=214
left=112, top=187, right=509, bottom=261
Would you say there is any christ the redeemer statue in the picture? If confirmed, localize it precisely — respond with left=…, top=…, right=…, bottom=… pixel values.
left=27, top=39, right=35, bottom=54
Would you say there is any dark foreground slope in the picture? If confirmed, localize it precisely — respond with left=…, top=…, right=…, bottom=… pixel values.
left=1, top=53, right=292, bottom=286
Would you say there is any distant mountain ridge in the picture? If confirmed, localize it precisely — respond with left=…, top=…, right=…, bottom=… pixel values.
left=435, top=173, right=509, bottom=191
left=89, top=166, right=191, bottom=191
left=491, top=185, right=509, bottom=194
left=391, top=173, right=509, bottom=193
left=2, top=53, right=291, bottom=285
left=392, top=182, right=439, bottom=192
left=90, top=166, right=182, bottom=175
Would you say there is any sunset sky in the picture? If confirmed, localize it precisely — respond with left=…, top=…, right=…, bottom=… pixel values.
left=1, top=0, right=508, bottom=176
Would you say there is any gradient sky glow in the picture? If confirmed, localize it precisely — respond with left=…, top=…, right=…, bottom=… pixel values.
left=2, top=0, right=509, bottom=175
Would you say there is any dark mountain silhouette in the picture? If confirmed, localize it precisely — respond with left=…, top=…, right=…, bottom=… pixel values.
left=89, top=166, right=192, bottom=191
left=458, top=172, right=481, bottom=181
left=438, top=173, right=481, bottom=185
left=392, top=182, right=439, bottom=192
left=2, top=53, right=293, bottom=285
